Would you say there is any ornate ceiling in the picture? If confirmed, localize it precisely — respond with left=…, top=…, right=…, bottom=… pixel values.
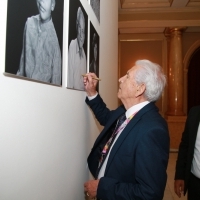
left=118, top=0, right=200, bottom=34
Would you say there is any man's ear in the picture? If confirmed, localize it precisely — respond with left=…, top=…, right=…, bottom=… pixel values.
left=135, top=83, right=146, bottom=97
left=51, top=0, right=56, bottom=11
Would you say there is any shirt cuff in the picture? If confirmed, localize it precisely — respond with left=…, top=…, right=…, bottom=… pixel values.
left=88, top=93, right=98, bottom=100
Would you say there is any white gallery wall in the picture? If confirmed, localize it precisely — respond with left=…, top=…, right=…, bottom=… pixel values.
left=0, top=0, right=118, bottom=199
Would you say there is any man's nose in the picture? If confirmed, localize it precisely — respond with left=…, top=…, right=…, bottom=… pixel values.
left=119, top=76, right=124, bottom=83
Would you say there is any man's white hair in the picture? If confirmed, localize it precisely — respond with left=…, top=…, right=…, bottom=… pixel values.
left=134, top=59, right=166, bottom=102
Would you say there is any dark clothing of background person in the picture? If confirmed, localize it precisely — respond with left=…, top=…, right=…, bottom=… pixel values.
left=175, top=106, right=200, bottom=199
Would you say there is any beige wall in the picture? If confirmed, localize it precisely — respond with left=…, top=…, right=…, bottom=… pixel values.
left=0, top=0, right=118, bottom=199
left=182, top=32, right=200, bottom=59
left=120, top=41, right=162, bottom=76
left=119, top=34, right=167, bottom=115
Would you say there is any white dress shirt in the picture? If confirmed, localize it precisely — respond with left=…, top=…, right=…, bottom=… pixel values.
left=97, top=101, right=149, bottom=179
left=191, top=122, right=200, bottom=178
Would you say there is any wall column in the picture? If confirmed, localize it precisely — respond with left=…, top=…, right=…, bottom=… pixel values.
left=166, top=27, right=185, bottom=116
left=165, top=27, right=186, bottom=150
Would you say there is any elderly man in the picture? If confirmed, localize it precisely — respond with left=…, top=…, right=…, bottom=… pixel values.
left=67, top=7, right=86, bottom=90
left=83, top=59, right=169, bottom=200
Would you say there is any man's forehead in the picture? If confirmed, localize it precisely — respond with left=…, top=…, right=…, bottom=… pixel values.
left=127, top=66, right=135, bottom=73
left=127, top=65, right=139, bottom=75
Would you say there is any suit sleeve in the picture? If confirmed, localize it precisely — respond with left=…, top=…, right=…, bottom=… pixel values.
left=85, top=94, right=113, bottom=126
left=175, top=108, right=194, bottom=180
left=97, top=126, right=169, bottom=200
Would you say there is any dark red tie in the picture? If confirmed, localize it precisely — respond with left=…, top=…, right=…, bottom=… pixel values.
left=95, top=114, right=126, bottom=179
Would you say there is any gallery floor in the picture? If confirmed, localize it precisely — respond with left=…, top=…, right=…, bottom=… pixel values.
left=163, top=153, right=187, bottom=200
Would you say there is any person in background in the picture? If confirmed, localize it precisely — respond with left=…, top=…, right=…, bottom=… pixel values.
left=83, top=59, right=169, bottom=200
left=67, top=7, right=86, bottom=90
left=17, top=0, right=61, bottom=85
left=174, top=105, right=200, bottom=200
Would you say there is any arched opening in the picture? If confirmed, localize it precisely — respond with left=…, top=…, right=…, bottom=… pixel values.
left=187, top=46, right=200, bottom=113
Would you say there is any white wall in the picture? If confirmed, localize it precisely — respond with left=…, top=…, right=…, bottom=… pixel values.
left=0, top=0, right=118, bottom=200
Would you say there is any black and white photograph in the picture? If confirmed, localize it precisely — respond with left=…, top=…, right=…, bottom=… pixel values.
left=90, top=0, right=100, bottom=23
left=67, top=0, right=88, bottom=91
left=5, top=0, right=64, bottom=86
left=89, top=21, right=99, bottom=91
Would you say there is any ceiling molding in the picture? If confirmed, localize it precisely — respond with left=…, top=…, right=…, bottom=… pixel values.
left=119, top=20, right=200, bottom=28
left=119, top=6, right=200, bottom=14
left=118, top=0, right=200, bottom=33
left=171, top=0, right=189, bottom=7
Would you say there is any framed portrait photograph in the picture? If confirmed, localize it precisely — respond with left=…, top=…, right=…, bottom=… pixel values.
left=67, top=0, right=88, bottom=91
left=5, top=0, right=64, bottom=86
left=90, top=0, right=100, bottom=23
left=89, top=21, right=100, bottom=91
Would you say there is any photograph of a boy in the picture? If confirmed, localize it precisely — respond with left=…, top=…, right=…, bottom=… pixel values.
left=67, top=0, right=88, bottom=91
left=17, top=0, right=61, bottom=85
left=5, top=0, right=64, bottom=86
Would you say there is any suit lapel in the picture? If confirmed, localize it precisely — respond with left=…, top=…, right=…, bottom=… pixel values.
left=190, top=107, right=200, bottom=143
left=92, top=106, right=126, bottom=149
left=194, top=108, right=200, bottom=131
left=104, top=103, right=157, bottom=175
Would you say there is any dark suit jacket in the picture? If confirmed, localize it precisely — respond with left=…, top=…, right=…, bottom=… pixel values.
left=86, top=95, right=169, bottom=200
left=175, top=105, right=200, bottom=195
